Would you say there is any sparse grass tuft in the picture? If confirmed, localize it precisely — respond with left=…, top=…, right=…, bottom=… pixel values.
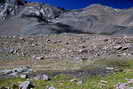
left=53, top=74, right=73, bottom=81
left=94, top=56, right=133, bottom=68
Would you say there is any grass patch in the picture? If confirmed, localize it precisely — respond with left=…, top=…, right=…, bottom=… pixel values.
left=1, top=71, right=133, bottom=89
left=94, top=56, right=133, bottom=68
left=1, top=56, right=133, bottom=89
left=0, top=77, right=26, bottom=88
left=53, top=74, right=73, bottom=81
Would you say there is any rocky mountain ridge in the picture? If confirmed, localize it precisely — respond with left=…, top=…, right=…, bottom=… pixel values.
left=1, top=2, right=133, bottom=36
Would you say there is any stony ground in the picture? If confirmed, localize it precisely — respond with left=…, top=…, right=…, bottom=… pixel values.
left=0, top=34, right=133, bottom=60
left=0, top=33, right=133, bottom=70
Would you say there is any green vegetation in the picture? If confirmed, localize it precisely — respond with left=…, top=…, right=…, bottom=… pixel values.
left=0, top=78, right=26, bottom=87
left=1, top=56, right=133, bottom=89
left=94, top=56, right=133, bottom=68
left=0, top=71, right=133, bottom=89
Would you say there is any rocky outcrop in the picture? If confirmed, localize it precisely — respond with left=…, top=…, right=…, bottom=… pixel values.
left=0, top=66, right=32, bottom=78
left=20, top=4, right=64, bottom=21
left=0, top=3, right=16, bottom=23
left=0, top=1, right=65, bottom=36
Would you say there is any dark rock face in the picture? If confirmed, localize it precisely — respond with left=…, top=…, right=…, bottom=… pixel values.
left=1, top=2, right=133, bottom=36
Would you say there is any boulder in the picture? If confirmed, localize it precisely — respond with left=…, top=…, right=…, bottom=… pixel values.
left=35, top=56, right=44, bottom=60
left=8, top=72, right=18, bottom=77
left=20, top=74, right=28, bottom=79
left=19, top=81, right=34, bottom=89
left=48, top=86, right=56, bottom=89
left=34, top=74, right=49, bottom=80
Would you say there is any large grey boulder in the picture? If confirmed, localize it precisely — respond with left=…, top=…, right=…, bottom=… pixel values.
left=19, top=81, right=34, bottom=89
left=34, top=74, right=49, bottom=80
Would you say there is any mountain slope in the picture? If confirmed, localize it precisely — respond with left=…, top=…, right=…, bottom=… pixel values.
left=1, top=3, right=133, bottom=36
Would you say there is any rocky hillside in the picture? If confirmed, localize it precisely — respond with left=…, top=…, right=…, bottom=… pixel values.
left=0, top=34, right=133, bottom=61
left=1, top=2, right=133, bottom=36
